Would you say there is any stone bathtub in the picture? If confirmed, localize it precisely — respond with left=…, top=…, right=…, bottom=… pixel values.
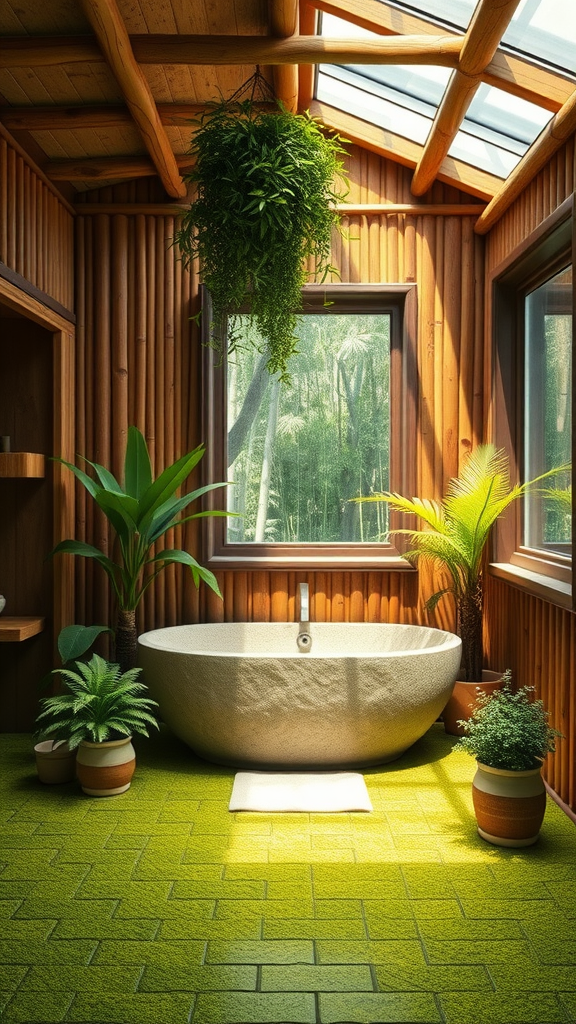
left=138, top=622, right=461, bottom=768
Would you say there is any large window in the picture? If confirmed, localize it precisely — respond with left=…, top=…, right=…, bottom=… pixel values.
left=201, top=285, right=417, bottom=569
left=492, top=198, right=574, bottom=605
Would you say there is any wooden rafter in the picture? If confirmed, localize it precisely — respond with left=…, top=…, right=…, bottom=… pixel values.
left=474, top=85, right=576, bottom=234
left=411, top=0, right=523, bottom=197
left=310, top=0, right=573, bottom=113
left=0, top=33, right=463, bottom=69
left=298, top=1, right=318, bottom=111
left=311, top=100, right=504, bottom=200
left=0, top=103, right=276, bottom=131
left=270, top=0, right=299, bottom=113
left=79, top=0, right=185, bottom=199
left=46, top=154, right=195, bottom=183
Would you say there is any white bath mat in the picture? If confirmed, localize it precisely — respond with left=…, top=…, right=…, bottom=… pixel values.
left=229, top=772, right=372, bottom=812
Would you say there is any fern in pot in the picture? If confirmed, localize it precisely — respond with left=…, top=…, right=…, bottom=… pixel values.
left=454, top=673, right=563, bottom=847
left=175, top=98, right=349, bottom=381
left=35, top=654, right=159, bottom=796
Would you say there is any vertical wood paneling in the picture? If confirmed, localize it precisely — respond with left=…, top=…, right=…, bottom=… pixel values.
left=0, top=130, right=74, bottom=311
left=484, top=134, right=576, bottom=810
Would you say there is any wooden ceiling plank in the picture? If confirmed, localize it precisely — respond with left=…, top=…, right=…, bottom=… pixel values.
left=474, top=85, right=576, bottom=234
left=46, top=151, right=196, bottom=181
left=411, top=0, right=522, bottom=197
left=79, top=0, right=186, bottom=198
left=308, top=0, right=571, bottom=112
left=269, top=0, right=299, bottom=112
left=311, top=100, right=503, bottom=200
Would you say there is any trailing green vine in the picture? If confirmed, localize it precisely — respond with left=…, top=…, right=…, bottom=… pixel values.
left=175, top=100, right=349, bottom=381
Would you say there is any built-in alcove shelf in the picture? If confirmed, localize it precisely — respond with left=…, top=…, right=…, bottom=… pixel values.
left=0, top=617, right=45, bottom=642
left=0, top=453, right=45, bottom=478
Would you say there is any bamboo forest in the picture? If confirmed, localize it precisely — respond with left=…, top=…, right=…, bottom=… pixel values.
left=226, top=313, right=391, bottom=543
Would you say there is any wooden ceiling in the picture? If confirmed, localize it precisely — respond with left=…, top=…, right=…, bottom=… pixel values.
left=1, top=0, right=575, bottom=231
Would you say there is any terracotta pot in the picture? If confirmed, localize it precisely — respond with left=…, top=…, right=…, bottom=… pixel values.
left=34, top=740, right=76, bottom=784
left=472, top=761, right=546, bottom=847
left=76, top=736, right=136, bottom=796
left=442, top=669, right=504, bottom=736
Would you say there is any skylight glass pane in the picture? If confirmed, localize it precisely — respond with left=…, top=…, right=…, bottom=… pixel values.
left=374, top=0, right=576, bottom=74
left=464, top=85, right=551, bottom=148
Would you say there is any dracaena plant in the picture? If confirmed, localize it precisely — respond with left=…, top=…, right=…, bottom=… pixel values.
left=51, top=427, right=228, bottom=671
left=357, top=445, right=570, bottom=683
left=35, top=654, right=159, bottom=750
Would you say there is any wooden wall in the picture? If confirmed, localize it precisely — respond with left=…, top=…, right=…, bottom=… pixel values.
left=484, top=134, right=576, bottom=811
left=74, top=149, right=485, bottom=638
left=0, top=125, right=74, bottom=311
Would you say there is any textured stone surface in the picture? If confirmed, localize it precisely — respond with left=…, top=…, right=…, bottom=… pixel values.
left=138, top=622, right=462, bottom=767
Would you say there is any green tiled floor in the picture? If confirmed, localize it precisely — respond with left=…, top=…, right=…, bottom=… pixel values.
left=0, top=725, right=574, bottom=1023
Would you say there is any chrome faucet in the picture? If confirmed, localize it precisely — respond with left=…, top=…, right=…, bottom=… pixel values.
left=297, top=583, right=312, bottom=652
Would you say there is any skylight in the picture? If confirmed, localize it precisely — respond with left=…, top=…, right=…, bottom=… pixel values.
left=317, top=12, right=555, bottom=181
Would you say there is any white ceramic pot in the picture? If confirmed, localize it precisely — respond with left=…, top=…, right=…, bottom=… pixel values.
left=76, top=736, right=136, bottom=796
left=472, top=761, right=546, bottom=847
left=34, top=740, right=76, bottom=784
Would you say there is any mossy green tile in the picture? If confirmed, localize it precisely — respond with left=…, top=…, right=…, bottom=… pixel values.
left=0, top=881, right=39, bottom=901
left=261, top=963, right=374, bottom=991
left=546, top=881, right=576, bottom=917
left=116, top=895, right=216, bottom=918
left=315, top=899, right=364, bottom=918
left=460, top=898, right=561, bottom=919
left=521, top=918, right=575, bottom=941
left=439, top=992, right=569, bottom=1023
left=70, top=992, right=195, bottom=1023
left=19, top=964, right=141, bottom=992
left=223, top=864, right=311, bottom=881
left=266, top=880, right=313, bottom=899
left=133, top=860, right=224, bottom=881
left=0, top=901, right=22, bottom=919
left=0, top=991, right=73, bottom=1022
left=140, top=964, right=257, bottom=991
left=53, top=918, right=158, bottom=944
left=0, top=939, right=97, bottom=965
left=159, top=918, right=262, bottom=940
left=206, top=940, right=314, bottom=964
left=410, top=899, right=464, bottom=919
left=313, top=879, right=406, bottom=900
left=93, top=939, right=206, bottom=967
left=14, top=896, right=116, bottom=919
left=0, top=919, right=57, bottom=941
left=316, top=940, right=427, bottom=966
left=530, top=939, right=576, bottom=964
left=559, top=993, right=576, bottom=1019
left=362, top=898, right=414, bottom=920
left=419, top=919, right=524, bottom=940
left=192, top=991, right=315, bottom=1023
left=364, top=918, right=419, bottom=940
left=157, top=801, right=201, bottom=821
left=374, top=963, right=492, bottom=992
left=215, top=898, right=313, bottom=919
left=424, top=939, right=538, bottom=965
left=78, top=877, right=170, bottom=899
left=172, top=879, right=265, bottom=900
left=489, top=964, right=576, bottom=991
left=263, top=917, right=367, bottom=939
left=318, top=991, right=441, bottom=1022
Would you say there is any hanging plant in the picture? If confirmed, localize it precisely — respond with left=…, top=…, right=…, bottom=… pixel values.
left=175, top=94, right=349, bottom=381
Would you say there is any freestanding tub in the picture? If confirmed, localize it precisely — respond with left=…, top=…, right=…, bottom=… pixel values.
left=138, top=622, right=461, bottom=768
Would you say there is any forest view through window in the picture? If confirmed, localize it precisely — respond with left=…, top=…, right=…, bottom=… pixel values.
left=226, top=313, right=391, bottom=544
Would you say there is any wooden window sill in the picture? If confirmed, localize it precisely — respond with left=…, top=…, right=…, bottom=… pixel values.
left=489, top=563, right=572, bottom=610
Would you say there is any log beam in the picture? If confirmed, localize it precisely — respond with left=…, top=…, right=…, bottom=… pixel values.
left=298, top=1, right=318, bottom=112
left=269, top=0, right=299, bottom=113
left=411, top=0, right=522, bottom=197
left=0, top=33, right=463, bottom=68
left=79, top=0, right=186, bottom=198
left=474, top=86, right=576, bottom=234
left=0, top=102, right=276, bottom=131
left=46, top=153, right=195, bottom=182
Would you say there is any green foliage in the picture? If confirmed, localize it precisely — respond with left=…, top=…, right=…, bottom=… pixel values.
left=57, top=624, right=112, bottom=665
left=453, top=673, right=563, bottom=770
left=355, top=444, right=570, bottom=681
left=174, top=100, right=349, bottom=381
left=51, top=426, right=227, bottom=611
left=35, top=654, right=159, bottom=750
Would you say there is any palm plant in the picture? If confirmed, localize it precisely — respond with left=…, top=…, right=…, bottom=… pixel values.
left=357, top=444, right=569, bottom=682
left=51, top=427, right=228, bottom=671
left=35, top=654, right=159, bottom=750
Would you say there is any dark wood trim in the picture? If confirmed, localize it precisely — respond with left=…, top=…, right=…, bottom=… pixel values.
left=201, top=283, right=419, bottom=570
left=0, top=263, right=75, bottom=325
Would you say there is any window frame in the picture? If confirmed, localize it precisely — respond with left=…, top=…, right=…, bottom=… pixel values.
left=490, top=195, right=575, bottom=608
left=200, top=283, right=418, bottom=570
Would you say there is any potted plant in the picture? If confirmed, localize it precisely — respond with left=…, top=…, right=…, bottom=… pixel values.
left=174, top=97, right=349, bottom=381
left=454, top=674, right=562, bottom=846
left=34, top=623, right=112, bottom=784
left=35, top=653, right=159, bottom=796
left=50, top=426, right=229, bottom=672
left=356, top=444, right=569, bottom=733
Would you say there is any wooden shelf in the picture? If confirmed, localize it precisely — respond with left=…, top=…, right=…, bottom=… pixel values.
left=0, top=452, right=45, bottom=477
left=0, top=616, right=45, bottom=642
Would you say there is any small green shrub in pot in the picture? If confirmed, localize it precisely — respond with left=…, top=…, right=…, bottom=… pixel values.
left=454, top=674, right=563, bottom=847
left=453, top=672, right=562, bottom=770
left=35, top=654, right=159, bottom=796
